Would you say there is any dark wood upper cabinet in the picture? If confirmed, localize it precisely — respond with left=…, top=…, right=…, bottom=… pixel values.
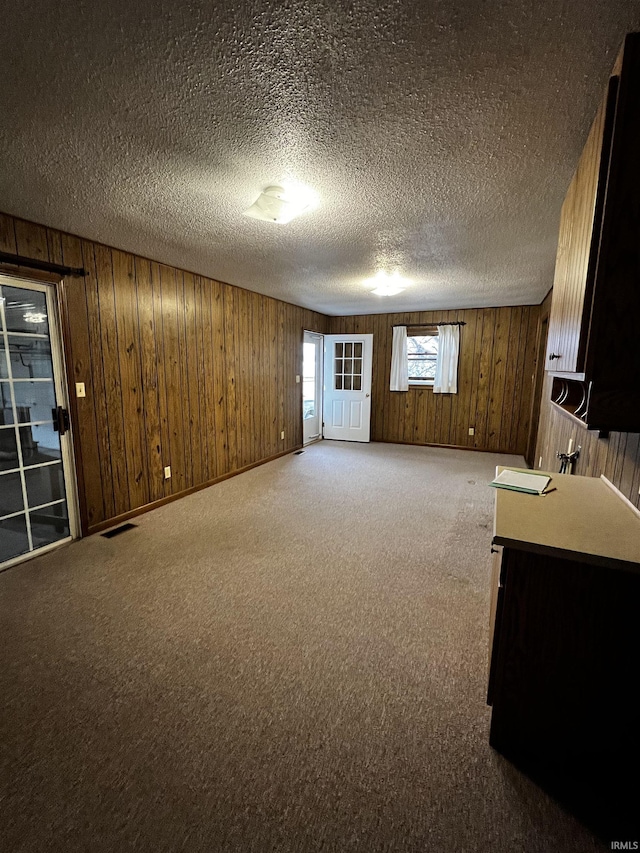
left=546, top=34, right=640, bottom=432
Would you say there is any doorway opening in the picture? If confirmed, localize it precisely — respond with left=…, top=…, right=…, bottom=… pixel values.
left=0, top=274, right=79, bottom=571
left=302, top=331, right=323, bottom=446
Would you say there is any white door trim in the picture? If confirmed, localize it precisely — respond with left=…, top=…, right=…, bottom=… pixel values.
left=323, top=333, right=373, bottom=442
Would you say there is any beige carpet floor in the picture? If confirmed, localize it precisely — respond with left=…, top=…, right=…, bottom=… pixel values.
left=0, top=441, right=606, bottom=852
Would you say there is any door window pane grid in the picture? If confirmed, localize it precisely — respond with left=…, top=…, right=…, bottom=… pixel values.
left=0, top=282, right=70, bottom=566
left=334, top=340, right=364, bottom=391
left=2, top=335, right=54, bottom=379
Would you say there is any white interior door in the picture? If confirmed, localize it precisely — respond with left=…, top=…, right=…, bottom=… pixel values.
left=323, top=334, right=373, bottom=442
left=0, top=275, right=79, bottom=570
left=303, top=331, right=323, bottom=445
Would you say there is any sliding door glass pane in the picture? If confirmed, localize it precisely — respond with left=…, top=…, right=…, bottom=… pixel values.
left=0, top=514, right=29, bottom=563
left=25, top=463, right=65, bottom=507
left=20, top=423, right=61, bottom=464
left=13, top=380, right=56, bottom=423
left=0, top=427, right=19, bottom=471
left=2, top=287, right=49, bottom=335
left=0, top=471, right=24, bottom=517
left=6, top=336, right=54, bottom=379
left=30, top=502, right=70, bottom=548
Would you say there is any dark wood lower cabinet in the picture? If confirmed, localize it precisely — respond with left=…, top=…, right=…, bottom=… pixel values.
left=488, top=546, right=640, bottom=838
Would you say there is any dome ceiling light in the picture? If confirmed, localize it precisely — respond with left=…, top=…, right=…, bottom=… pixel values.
left=365, top=270, right=412, bottom=296
left=243, top=184, right=318, bottom=225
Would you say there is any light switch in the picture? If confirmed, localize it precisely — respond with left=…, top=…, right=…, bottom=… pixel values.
left=164, top=466, right=171, bottom=479
left=296, top=375, right=300, bottom=383
left=76, top=382, right=86, bottom=398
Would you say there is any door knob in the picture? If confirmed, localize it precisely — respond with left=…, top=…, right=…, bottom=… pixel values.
left=365, top=393, right=370, bottom=397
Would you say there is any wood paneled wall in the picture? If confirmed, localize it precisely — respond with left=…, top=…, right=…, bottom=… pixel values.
left=535, top=376, right=640, bottom=509
left=329, top=306, right=541, bottom=455
left=0, top=213, right=327, bottom=533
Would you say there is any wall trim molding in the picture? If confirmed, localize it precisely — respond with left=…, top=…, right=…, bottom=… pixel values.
left=376, top=438, right=529, bottom=459
left=88, top=446, right=302, bottom=535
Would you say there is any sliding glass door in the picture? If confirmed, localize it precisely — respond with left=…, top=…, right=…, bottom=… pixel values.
left=0, top=275, right=78, bottom=569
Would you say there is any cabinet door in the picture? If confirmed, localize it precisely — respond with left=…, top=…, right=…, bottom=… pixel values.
left=546, top=77, right=618, bottom=374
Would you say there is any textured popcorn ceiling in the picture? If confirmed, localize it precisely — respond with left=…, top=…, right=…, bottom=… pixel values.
left=2, top=2, right=640, bottom=315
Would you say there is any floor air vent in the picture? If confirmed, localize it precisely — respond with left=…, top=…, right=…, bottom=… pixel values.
left=294, top=450, right=305, bottom=455
left=101, top=522, right=138, bottom=538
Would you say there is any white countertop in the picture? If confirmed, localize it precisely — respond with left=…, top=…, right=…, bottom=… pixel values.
left=493, top=469, right=640, bottom=572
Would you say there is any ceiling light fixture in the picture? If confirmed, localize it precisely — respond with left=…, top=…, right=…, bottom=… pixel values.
left=365, top=270, right=411, bottom=297
left=23, top=311, right=47, bottom=324
left=243, top=183, right=319, bottom=224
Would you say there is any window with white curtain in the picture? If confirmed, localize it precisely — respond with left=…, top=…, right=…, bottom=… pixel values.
left=407, top=331, right=439, bottom=385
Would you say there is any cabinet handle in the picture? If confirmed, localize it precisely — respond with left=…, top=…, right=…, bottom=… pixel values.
left=549, top=352, right=561, bottom=361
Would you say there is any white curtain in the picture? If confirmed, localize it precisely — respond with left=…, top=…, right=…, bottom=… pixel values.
left=390, top=326, right=408, bottom=391
left=433, top=324, right=459, bottom=394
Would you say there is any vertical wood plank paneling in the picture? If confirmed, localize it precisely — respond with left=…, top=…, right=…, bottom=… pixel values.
left=223, top=284, right=239, bottom=472
left=159, top=264, right=186, bottom=495
left=193, top=276, right=210, bottom=482
left=81, top=241, right=115, bottom=521
left=14, top=220, right=49, bottom=260
left=55, top=232, right=105, bottom=530
left=277, top=301, right=285, bottom=453
left=457, top=309, right=478, bottom=447
left=150, top=262, right=171, bottom=501
left=469, top=312, right=485, bottom=449
left=197, top=276, right=213, bottom=480
left=59, top=234, right=104, bottom=529
left=183, top=271, right=201, bottom=487
left=211, top=280, right=228, bottom=478
left=94, top=243, right=129, bottom=516
left=500, top=306, right=522, bottom=453
left=112, top=250, right=149, bottom=510
left=135, top=257, right=164, bottom=503
left=475, top=308, right=496, bottom=450
left=3, top=212, right=337, bottom=532
left=176, top=270, right=193, bottom=490
left=332, top=304, right=541, bottom=456
left=269, top=297, right=279, bottom=453
left=486, top=307, right=511, bottom=451
left=0, top=213, right=17, bottom=253
left=262, top=295, right=272, bottom=458
left=517, top=307, right=541, bottom=456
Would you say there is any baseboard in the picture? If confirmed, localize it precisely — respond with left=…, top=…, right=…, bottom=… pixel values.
left=375, top=438, right=526, bottom=456
left=88, top=446, right=301, bottom=536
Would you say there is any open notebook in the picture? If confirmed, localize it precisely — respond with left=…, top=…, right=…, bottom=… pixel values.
left=489, top=469, right=551, bottom=495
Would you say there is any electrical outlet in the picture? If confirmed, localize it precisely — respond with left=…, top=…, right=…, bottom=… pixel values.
left=280, top=431, right=285, bottom=440
left=468, top=427, right=474, bottom=436
left=296, top=375, right=300, bottom=383
left=539, top=456, right=543, bottom=468
left=75, top=382, right=86, bottom=398
left=164, top=466, right=171, bottom=479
